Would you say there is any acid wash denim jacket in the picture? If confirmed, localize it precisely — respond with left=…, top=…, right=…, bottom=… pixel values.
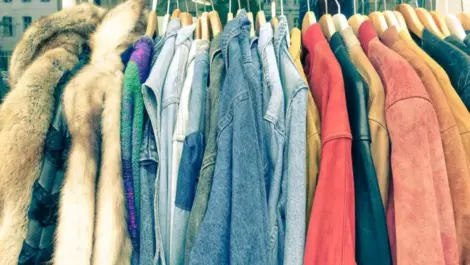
left=184, top=35, right=225, bottom=264
left=276, top=16, right=308, bottom=265
left=188, top=11, right=269, bottom=265
left=141, top=18, right=180, bottom=265
left=258, top=21, right=286, bottom=265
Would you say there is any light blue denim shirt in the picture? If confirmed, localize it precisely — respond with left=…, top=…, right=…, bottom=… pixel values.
left=188, top=40, right=211, bottom=135
left=258, top=21, right=286, bottom=265
left=189, top=11, right=269, bottom=265
left=275, top=16, right=308, bottom=265
left=159, top=23, right=195, bottom=264
left=169, top=38, right=210, bottom=265
left=141, top=18, right=180, bottom=265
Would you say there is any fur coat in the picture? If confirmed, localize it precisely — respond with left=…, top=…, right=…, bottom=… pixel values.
left=0, top=5, right=105, bottom=265
left=53, top=1, right=146, bottom=265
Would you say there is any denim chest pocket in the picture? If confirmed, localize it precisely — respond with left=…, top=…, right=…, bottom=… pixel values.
left=216, top=91, right=250, bottom=140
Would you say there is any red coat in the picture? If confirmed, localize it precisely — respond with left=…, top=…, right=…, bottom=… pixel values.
left=303, top=23, right=356, bottom=265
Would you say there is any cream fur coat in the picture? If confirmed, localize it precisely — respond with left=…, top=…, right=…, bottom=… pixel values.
left=54, top=1, right=146, bottom=265
left=0, top=4, right=104, bottom=265
left=0, top=1, right=146, bottom=264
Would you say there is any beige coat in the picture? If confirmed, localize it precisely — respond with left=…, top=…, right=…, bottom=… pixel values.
left=53, top=1, right=146, bottom=265
left=0, top=5, right=104, bottom=265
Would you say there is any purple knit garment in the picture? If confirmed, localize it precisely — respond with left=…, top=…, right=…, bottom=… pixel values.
left=121, top=36, right=154, bottom=265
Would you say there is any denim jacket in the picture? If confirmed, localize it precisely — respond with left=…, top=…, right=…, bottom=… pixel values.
left=275, top=16, right=307, bottom=265
left=184, top=35, right=225, bottom=264
left=258, top=21, right=286, bottom=265
left=189, top=11, right=269, bottom=265
left=141, top=18, right=180, bottom=265
left=160, top=23, right=195, bottom=263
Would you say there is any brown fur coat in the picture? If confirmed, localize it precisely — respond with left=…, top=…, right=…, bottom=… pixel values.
left=53, top=1, right=146, bottom=265
left=0, top=4, right=104, bottom=265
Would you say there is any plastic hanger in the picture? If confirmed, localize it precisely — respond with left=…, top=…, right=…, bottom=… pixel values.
left=415, top=0, right=445, bottom=38
left=444, top=0, right=466, bottom=40
left=332, top=0, right=349, bottom=31
left=319, top=0, right=336, bottom=39
left=146, top=0, right=158, bottom=37
left=396, top=0, right=424, bottom=38
left=348, top=0, right=365, bottom=35
left=271, top=0, right=279, bottom=29
left=256, top=0, right=266, bottom=35
left=179, top=0, right=193, bottom=27
left=369, top=0, right=388, bottom=37
left=246, top=0, right=255, bottom=37
left=382, top=0, right=400, bottom=31
left=302, top=0, right=316, bottom=35
left=394, top=10, right=411, bottom=37
left=208, top=0, right=222, bottom=37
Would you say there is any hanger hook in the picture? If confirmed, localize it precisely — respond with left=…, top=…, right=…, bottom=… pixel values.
left=229, top=0, right=232, bottom=13
left=152, top=0, right=158, bottom=12
left=415, top=0, right=418, bottom=8
left=176, top=0, right=179, bottom=9
left=210, top=0, right=215, bottom=11
left=374, top=0, right=377, bottom=12
left=237, top=0, right=241, bottom=11
left=195, top=1, right=198, bottom=17
left=384, top=0, right=386, bottom=10
left=166, top=0, right=171, bottom=14
left=185, top=0, right=188, bottom=12
left=324, top=0, right=328, bottom=14
left=258, top=0, right=261, bottom=11
left=246, top=0, right=250, bottom=12
left=353, top=0, right=356, bottom=15
left=335, top=0, right=340, bottom=14
left=307, top=0, right=311, bottom=12
left=361, top=0, right=364, bottom=14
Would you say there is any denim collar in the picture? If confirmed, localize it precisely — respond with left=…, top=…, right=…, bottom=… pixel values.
left=273, top=15, right=289, bottom=62
left=166, top=18, right=180, bottom=38
left=258, top=22, right=273, bottom=51
left=209, top=35, right=222, bottom=69
left=220, top=9, right=251, bottom=69
left=176, top=24, right=196, bottom=45
left=196, top=40, right=210, bottom=56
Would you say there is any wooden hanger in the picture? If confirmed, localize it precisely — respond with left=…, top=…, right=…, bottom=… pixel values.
left=146, top=11, right=158, bottom=37
left=319, top=0, right=335, bottom=39
left=256, top=11, right=267, bottom=35
left=200, top=12, right=210, bottom=40
left=146, top=0, right=159, bottom=37
left=270, top=0, right=279, bottom=29
left=415, top=7, right=445, bottom=38
left=430, top=11, right=450, bottom=36
left=171, top=9, right=181, bottom=18
left=384, top=11, right=400, bottom=29
left=195, top=17, right=202, bottom=39
left=396, top=3, right=424, bottom=38
left=245, top=0, right=255, bottom=37
left=458, top=13, right=470, bottom=31
left=208, top=8, right=222, bottom=37
left=348, top=0, right=364, bottom=35
left=393, top=11, right=411, bottom=37
left=332, top=0, right=349, bottom=32
left=178, top=0, right=193, bottom=27
left=302, top=11, right=316, bottom=35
